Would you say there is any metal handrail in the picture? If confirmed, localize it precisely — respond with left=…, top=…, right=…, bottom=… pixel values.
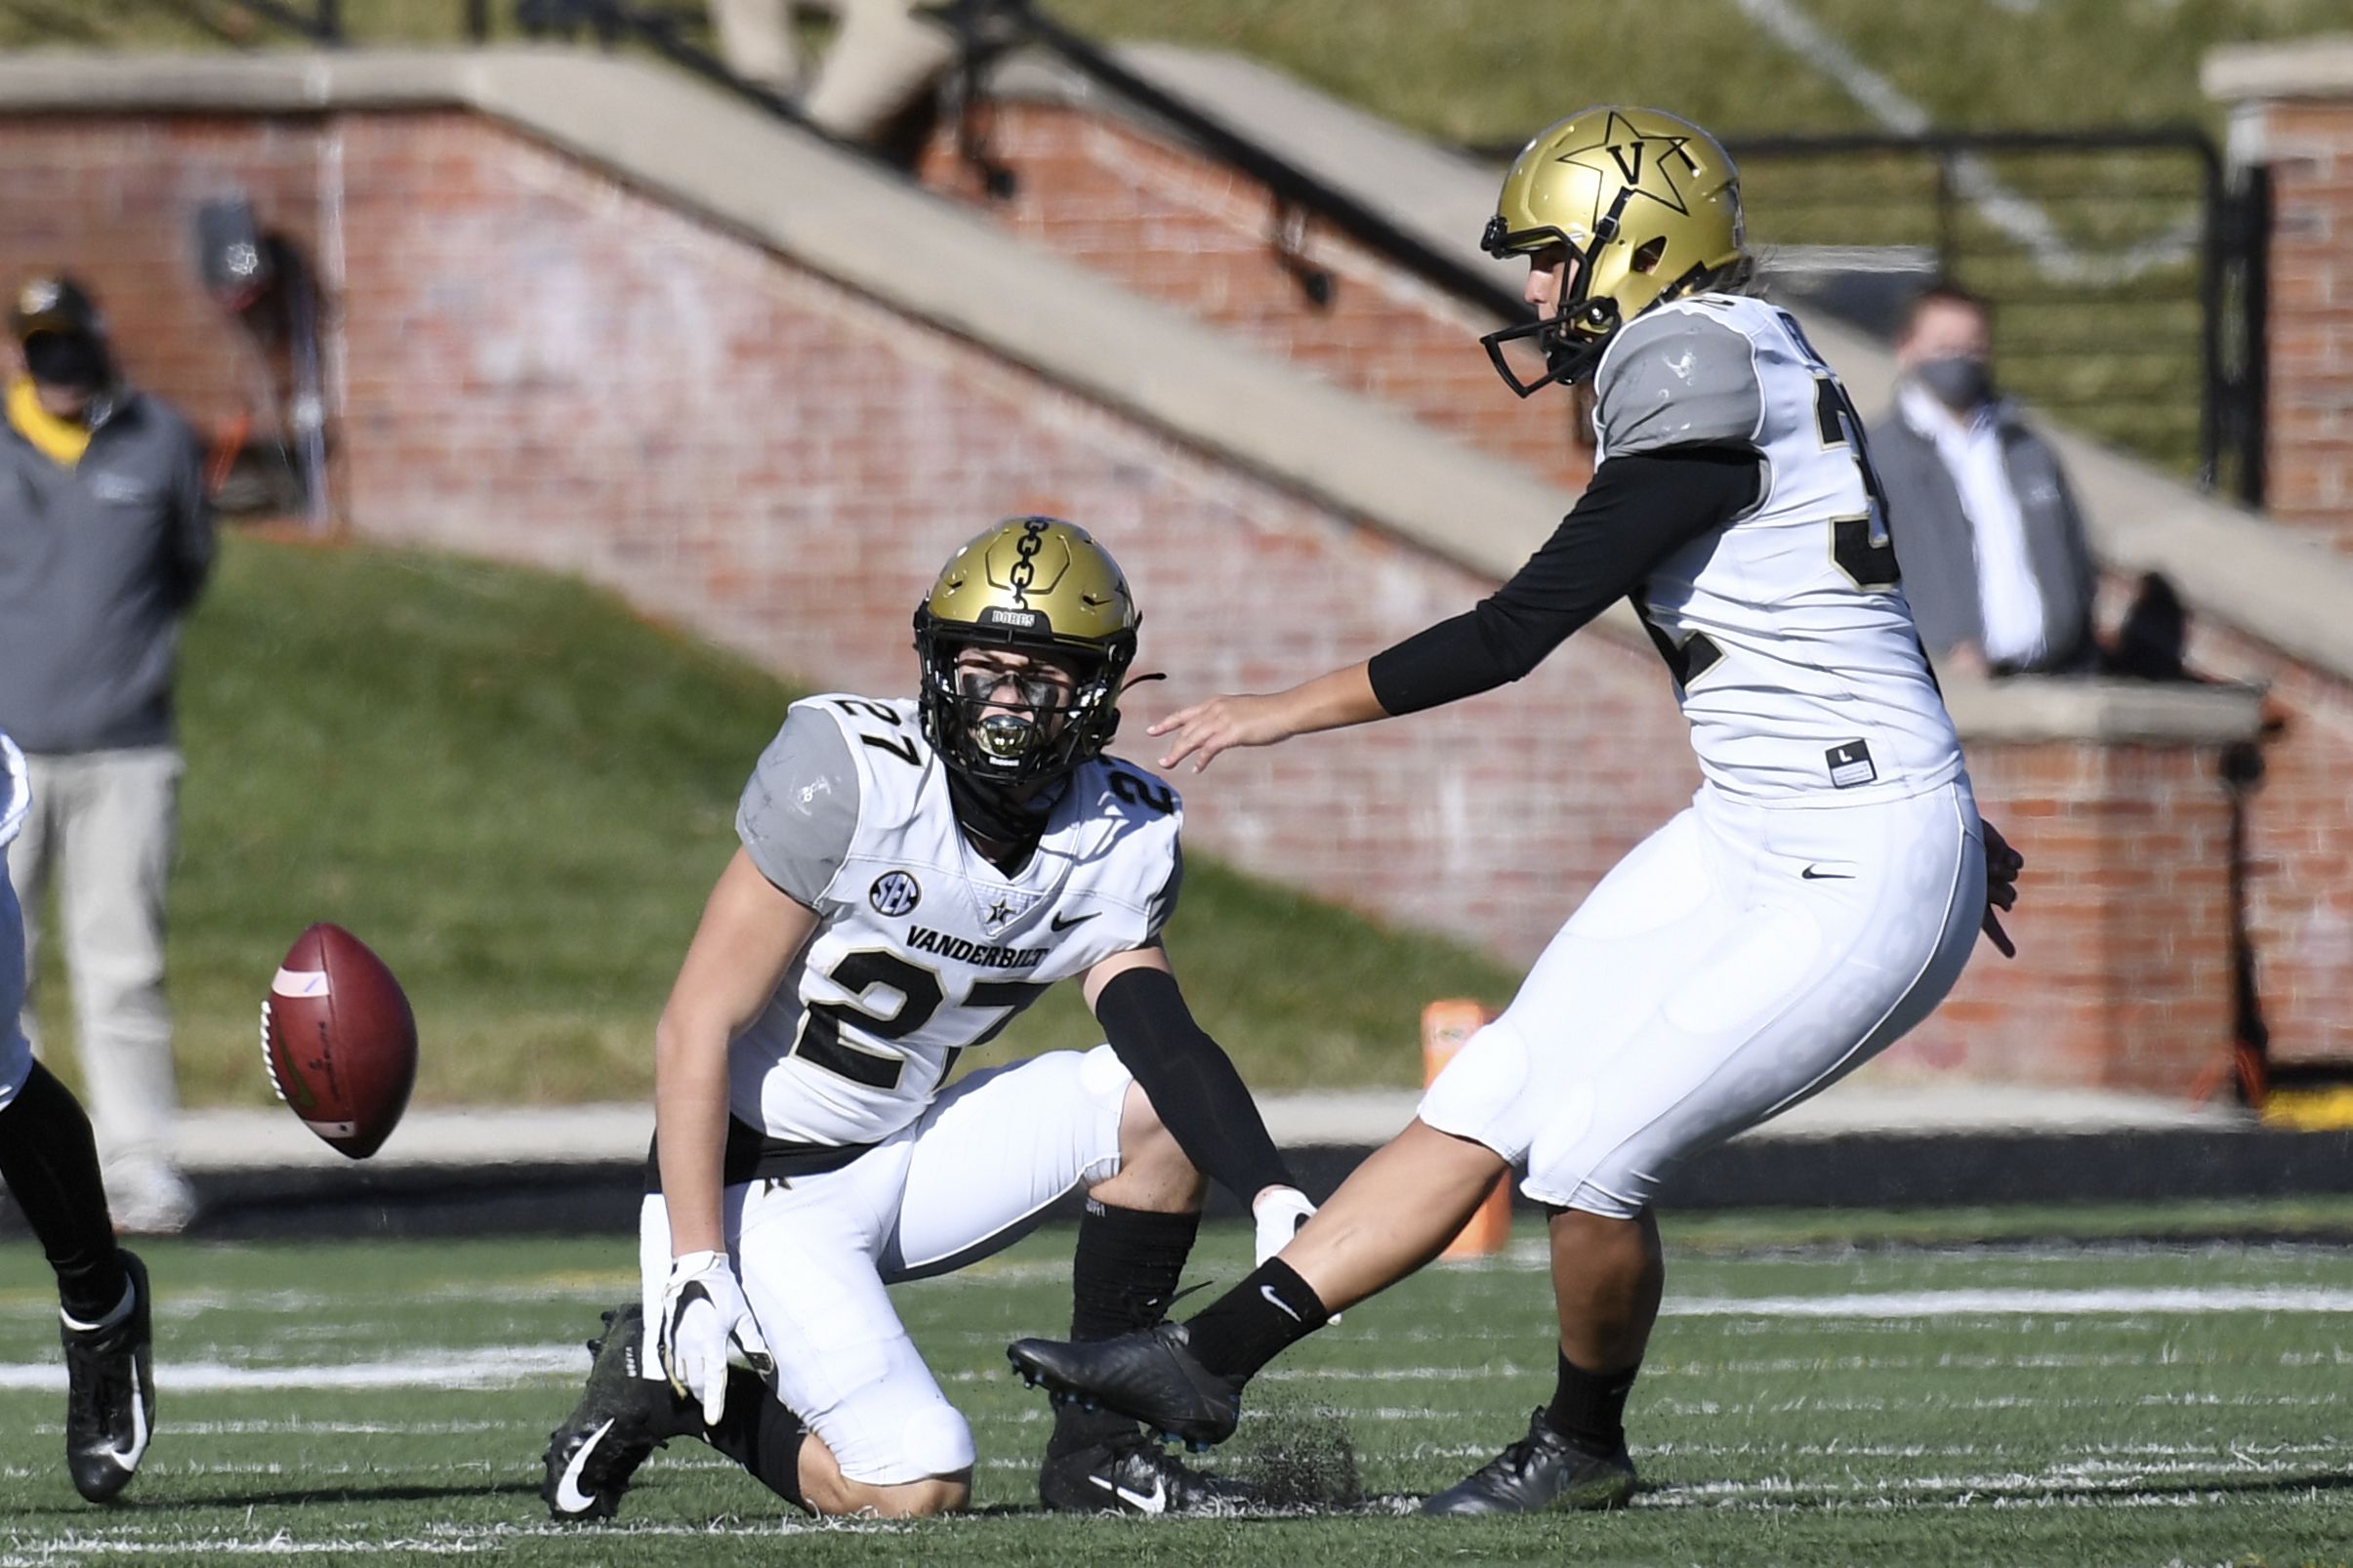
left=17, top=0, right=2266, bottom=500
left=949, top=0, right=1526, bottom=323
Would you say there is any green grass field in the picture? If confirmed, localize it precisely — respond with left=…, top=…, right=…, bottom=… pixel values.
left=21, top=533, right=1513, bottom=1110
left=20, top=0, right=2346, bottom=143
left=4, top=1206, right=2352, bottom=1565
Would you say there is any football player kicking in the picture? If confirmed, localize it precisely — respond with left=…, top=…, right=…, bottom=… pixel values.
left=1009, top=107, right=2025, bottom=1514
left=543, top=517, right=1320, bottom=1521
left=0, top=729, right=157, bottom=1503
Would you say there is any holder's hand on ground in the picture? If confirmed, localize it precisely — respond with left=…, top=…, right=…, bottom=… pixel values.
left=1981, top=818, right=2024, bottom=959
left=1149, top=693, right=1299, bottom=773
left=657, top=1251, right=773, bottom=1425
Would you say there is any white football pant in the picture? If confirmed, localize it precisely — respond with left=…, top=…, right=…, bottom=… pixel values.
left=640, top=1043, right=1134, bottom=1485
left=1421, top=779, right=1984, bottom=1215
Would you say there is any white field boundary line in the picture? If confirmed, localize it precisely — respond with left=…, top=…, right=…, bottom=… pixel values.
left=1290, top=1391, right=2342, bottom=1417
left=2, top=1464, right=2346, bottom=1560
left=1, top=1285, right=2348, bottom=1394
left=0, top=1282, right=639, bottom=1318
left=1730, top=0, right=2202, bottom=283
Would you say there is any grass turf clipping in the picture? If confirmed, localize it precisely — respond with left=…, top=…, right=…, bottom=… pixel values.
left=3, top=1209, right=2351, bottom=1564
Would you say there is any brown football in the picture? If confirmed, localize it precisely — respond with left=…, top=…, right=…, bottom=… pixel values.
left=260, top=923, right=418, bottom=1160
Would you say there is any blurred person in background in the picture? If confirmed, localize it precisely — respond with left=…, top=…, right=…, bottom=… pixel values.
left=1872, top=282, right=2098, bottom=679
left=707, top=0, right=958, bottom=141
left=0, top=275, right=213, bottom=1235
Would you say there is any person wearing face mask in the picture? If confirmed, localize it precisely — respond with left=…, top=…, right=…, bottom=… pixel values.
left=0, top=274, right=213, bottom=1236
left=1870, top=282, right=2098, bottom=679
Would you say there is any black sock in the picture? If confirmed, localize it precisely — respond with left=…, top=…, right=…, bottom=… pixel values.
left=1052, top=1199, right=1200, bottom=1456
left=0, top=1061, right=126, bottom=1323
left=705, top=1366, right=807, bottom=1508
left=1183, top=1258, right=1328, bottom=1382
left=1545, top=1350, right=1639, bottom=1455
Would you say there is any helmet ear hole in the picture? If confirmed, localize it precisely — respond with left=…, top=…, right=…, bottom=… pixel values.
left=1631, top=235, right=1669, bottom=274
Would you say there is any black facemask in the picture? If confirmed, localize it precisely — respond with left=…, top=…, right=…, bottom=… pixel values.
left=1915, top=354, right=1995, bottom=414
left=22, top=331, right=109, bottom=393
left=945, top=766, right=1067, bottom=867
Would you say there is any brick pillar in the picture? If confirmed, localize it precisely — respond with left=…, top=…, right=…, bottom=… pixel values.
left=2209, top=41, right=2353, bottom=550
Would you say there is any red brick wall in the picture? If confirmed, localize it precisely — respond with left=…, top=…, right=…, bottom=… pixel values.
left=0, top=117, right=322, bottom=445
left=1886, top=742, right=2236, bottom=1090
left=2252, top=100, right=2353, bottom=550
left=0, top=105, right=2255, bottom=1092
left=2186, top=619, right=2353, bottom=1063
left=917, top=103, right=1594, bottom=494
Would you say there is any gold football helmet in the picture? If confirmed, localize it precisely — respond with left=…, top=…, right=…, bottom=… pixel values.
left=1479, top=106, right=1746, bottom=395
left=912, top=516, right=1139, bottom=787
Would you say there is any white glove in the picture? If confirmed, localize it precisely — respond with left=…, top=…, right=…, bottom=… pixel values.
left=1252, top=1185, right=1317, bottom=1268
left=657, top=1251, right=774, bottom=1425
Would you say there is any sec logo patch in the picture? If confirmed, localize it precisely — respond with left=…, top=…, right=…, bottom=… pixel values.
left=869, top=871, right=922, bottom=917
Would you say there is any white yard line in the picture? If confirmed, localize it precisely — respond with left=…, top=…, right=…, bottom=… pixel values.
left=14, top=1419, right=528, bottom=1438
left=0, top=1519, right=869, bottom=1564
left=0, top=1345, right=581, bottom=1394
left=1664, top=1286, right=2353, bottom=1317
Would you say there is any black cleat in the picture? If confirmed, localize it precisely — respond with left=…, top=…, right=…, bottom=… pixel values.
left=62, top=1250, right=154, bottom=1505
left=1008, top=1323, right=1243, bottom=1450
left=542, top=1304, right=700, bottom=1522
left=1039, top=1429, right=1264, bottom=1516
left=1419, top=1408, right=1637, bottom=1515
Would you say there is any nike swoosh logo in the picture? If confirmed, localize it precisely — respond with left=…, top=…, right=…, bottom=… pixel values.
left=1800, top=866, right=1855, bottom=881
left=102, top=1367, right=150, bottom=1472
left=1051, top=911, right=1099, bottom=931
left=553, top=1418, right=617, bottom=1515
left=1260, top=1284, right=1302, bottom=1322
left=1089, top=1472, right=1168, bottom=1514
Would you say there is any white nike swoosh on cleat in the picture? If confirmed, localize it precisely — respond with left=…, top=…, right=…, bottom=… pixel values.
left=96, top=1355, right=152, bottom=1474
left=1088, top=1472, right=1167, bottom=1514
left=553, top=1418, right=617, bottom=1515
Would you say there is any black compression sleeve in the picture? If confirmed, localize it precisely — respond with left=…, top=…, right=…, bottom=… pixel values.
left=1366, top=445, right=1764, bottom=716
left=1094, top=965, right=1294, bottom=1204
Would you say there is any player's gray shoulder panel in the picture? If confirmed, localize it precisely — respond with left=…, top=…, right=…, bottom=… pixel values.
left=1593, top=303, right=1765, bottom=457
left=736, top=701, right=864, bottom=907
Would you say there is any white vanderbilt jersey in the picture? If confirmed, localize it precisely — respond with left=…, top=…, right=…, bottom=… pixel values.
left=1591, top=293, right=1965, bottom=805
left=728, top=694, right=1183, bottom=1148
